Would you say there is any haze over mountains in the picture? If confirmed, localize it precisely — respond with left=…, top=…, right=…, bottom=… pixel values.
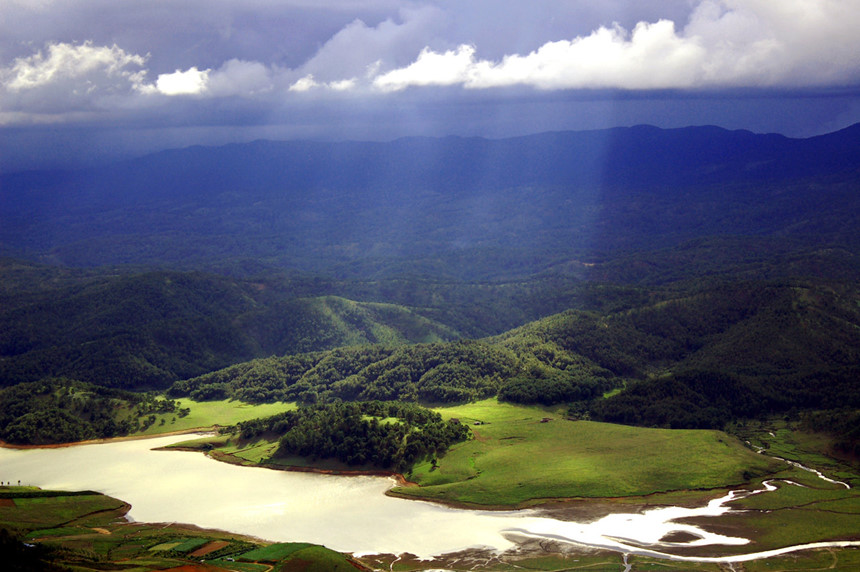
left=2, top=124, right=859, bottom=280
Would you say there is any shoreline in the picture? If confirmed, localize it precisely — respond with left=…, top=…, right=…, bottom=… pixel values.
left=0, top=427, right=219, bottom=450
left=4, top=432, right=859, bottom=566
left=192, top=440, right=751, bottom=514
left=0, top=430, right=753, bottom=513
left=202, top=447, right=420, bottom=488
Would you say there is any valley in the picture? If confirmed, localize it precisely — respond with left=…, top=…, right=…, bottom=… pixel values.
left=1, top=124, right=859, bottom=570
left=1, top=398, right=858, bottom=571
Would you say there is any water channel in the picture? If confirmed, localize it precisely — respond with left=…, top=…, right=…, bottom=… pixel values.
left=1, top=433, right=857, bottom=563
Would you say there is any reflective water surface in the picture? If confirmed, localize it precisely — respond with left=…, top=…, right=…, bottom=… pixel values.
left=1, top=434, right=857, bottom=561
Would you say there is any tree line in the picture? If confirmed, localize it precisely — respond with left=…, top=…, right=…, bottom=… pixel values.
left=234, top=401, right=470, bottom=472
left=0, top=378, right=188, bottom=445
left=170, top=279, right=860, bottom=443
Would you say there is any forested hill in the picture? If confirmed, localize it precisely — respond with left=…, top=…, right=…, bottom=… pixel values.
left=168, top=278, right=860, bottom=429
left=0, top=261, right=462, bottom=390
left=2, top=124, right=859, bottom=278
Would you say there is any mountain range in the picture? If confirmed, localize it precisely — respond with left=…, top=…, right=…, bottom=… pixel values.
left=2, top=123, right=859, bottom=280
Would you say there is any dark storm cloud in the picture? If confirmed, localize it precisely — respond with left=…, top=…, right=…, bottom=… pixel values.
left=1, top=1, right=860, bottom=170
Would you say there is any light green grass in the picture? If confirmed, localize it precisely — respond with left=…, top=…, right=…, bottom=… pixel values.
left=715, top=505, right=860, bottom=552
left=209, top=438, right=281, bottom=465
left=392, top=399, right=781, bottom=506
left=133, top=398, right=296, bottom=435
left=25, top=526, right=90, bottom=539
left=238, top=542, right=313, bottom=561
left=280, top=544, right=362, bottom=571
left=0, top=493, right=126, bottom=528
left=731, top=418, right=859, bottom=487
left=732, top=477, right=855, bottom=511
left=149, top=541, right=182, bottom=551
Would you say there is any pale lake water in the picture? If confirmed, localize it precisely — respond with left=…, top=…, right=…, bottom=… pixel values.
left=1, top=433, right=858, bottom=563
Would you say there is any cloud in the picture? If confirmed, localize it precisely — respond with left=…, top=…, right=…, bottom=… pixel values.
left=288, top=74, right=358, bottom=92
left=684, top=0, right=860, bottom=85
left=2, top=1, right=860, bottom=135
left=373, top=45, right=477, bottom=91
left=0, top=41, right=151, bottom=114
left=371, top=0, right=860, bottom=92
left=372, top=21, right=708, bottom=91
left=155, top=67, right=210, bottom=96
left=294, top=5, right=448, bottom=82
left=208, top=59, right=273, bottom=96
left=4, top=42, right=147, bottom=92
left=289, top=74, right=320, bottom=92
left=0, top=45, right=276, bottom=121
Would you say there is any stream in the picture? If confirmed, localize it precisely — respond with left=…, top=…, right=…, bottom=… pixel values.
left=1, top=433, right=858, bottom=564
left=509, top=479, right=860, bottom=563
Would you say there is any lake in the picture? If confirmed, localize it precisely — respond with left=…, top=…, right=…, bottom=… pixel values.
left=1, top=433, right=857, bottom=562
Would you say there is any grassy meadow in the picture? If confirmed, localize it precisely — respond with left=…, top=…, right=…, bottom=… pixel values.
left=132, top=398, right=296, bottom=436
left=389, top=399, right=782, bottom=506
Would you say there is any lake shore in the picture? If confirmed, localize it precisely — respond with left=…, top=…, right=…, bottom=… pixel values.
left=4, top=430, right=859, bottom=567
left=0, top=427, right=220, bottom=450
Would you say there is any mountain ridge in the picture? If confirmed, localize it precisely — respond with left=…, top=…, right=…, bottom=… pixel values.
left=2, top=123, right=858, bottom=277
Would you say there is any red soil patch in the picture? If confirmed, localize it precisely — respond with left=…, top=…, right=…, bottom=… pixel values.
left=0, top=498, right=15, bottom=507
left=189, top=540, right=230, bottom=557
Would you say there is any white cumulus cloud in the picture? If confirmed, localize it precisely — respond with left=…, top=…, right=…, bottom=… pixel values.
left=370, top=0, right=860, bottom=92
left=374, top=45, right=477, bottom=91
left=0, top=41, right=153, bottom=113
left=288, top=74, right=358, bottom=92
left=4, top=41, right=149, bottom=92
left=155, top=67, right=210, bottom=96
left=2, top=1, right=860, bottom=130
left=289, top=74, right=320, bottom=92
left=0, top=41, right=156, bottom=121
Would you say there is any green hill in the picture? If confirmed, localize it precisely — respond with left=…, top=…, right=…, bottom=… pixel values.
left=0, top=261, right=460, bottom=390
left=167, top=278, right=860, bottom=432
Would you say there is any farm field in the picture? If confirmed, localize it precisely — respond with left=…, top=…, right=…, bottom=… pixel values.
left=0, top=486, right=360, bottom=571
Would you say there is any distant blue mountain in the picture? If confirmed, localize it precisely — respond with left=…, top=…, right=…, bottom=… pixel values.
left=2, top=124, right=858, bottom=278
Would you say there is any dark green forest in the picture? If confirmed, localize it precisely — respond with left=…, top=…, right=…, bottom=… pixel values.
left=0, top=378, right=187, bottom=445
left=3, top=261, right=860, bottom=451
left=165, top=279, right=860, bottom=427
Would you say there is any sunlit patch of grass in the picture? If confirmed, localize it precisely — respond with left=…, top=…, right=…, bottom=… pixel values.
left=394, top=399, right=780, bottom=506
left=133, top=398, right=296, bottom=435
left=743, top=547, right=860, bottom=572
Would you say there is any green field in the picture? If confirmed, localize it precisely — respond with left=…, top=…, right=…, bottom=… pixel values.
left=391, top=399, right=782, bottom=506
left=702, top=419, right=860, bottom=554
left=132, top=398, right=296, bottom=436
left=0, top=486, right=361, bottom=571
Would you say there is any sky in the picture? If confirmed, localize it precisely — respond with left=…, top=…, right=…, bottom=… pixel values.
left=1, top=0, right=860, bottom=171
